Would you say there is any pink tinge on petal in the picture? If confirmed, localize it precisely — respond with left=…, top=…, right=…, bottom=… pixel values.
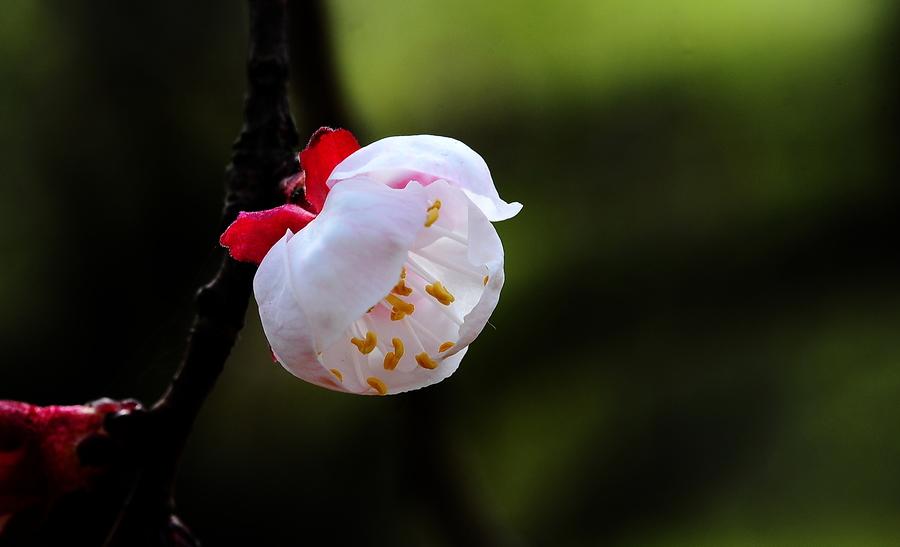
left=220, top=204, right=317, bottom=264
left=299, top=127, right=361, bottom=213
left=328, top=135, right=522, bottom=222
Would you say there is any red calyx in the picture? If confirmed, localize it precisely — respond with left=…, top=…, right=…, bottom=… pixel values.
left=220, top=127, right=361, bottom=265
left=219, top=204, right=316, bottom=264
left=300, top=127, right=361, bottom=214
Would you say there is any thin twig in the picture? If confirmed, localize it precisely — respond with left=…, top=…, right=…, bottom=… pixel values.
left=104, top=1, right=297, bottom=543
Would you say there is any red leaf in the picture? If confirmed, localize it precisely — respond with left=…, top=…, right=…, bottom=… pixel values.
left=220, top=204, right=316, bottom=264
left=299, top=127, right=360, bottom=213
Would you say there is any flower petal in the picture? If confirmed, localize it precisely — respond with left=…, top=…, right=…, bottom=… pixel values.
left=309, top=181, right=503, bottom=395
left=254, top=179, right=430, bottom=389
left=299, top=127, right=361, bottom=213
left=220, top=204, right=316, bottom=264
left=254, top=232, right=342, bottom=391
left=449, top=199, right=505, bottom=356
left=329, top=135, right=522, bottom=221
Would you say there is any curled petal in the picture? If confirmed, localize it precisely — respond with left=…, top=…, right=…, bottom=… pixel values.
left=220, top=204, right=316, bottom=264
left=256, top=179, right=430, bottom=390
left=299, top=127, right=361, bottom=213
left=254, top=232, right=331, bottom=389
left=256, top=179, right=505, bottom=395
left=329, top=135, right=522, bottom=222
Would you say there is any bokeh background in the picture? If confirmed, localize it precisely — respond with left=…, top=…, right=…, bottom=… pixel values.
left=2, top=0, right=899, bottom=545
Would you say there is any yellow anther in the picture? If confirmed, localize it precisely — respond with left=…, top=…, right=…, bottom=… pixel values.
left=425, top=208, right=439, bottom=227
left=367, top=376, right=388, bottom=395
left=438, top=341, right=454, bottom=352
left=425, top=281, right=455, bottom=305
left=391, top=267, right=412, bottom=296
left=330, top=369, right=343, bottom=382
left=429, top=199, right=442, bottom=210
left=483, top=275, right=489, bottom=286
left=350, top=331, right=378, bottom=354
left=392, top=278, right=412, bottom=296
left=390, top=310, right=406, bottom=321
left=386, top=294, right=415, bottom=315
left=383, top=353, right=399, bottom=370
left=415, top=352, right=439, bottom=370
left=383, top=339, right=403, bottom=371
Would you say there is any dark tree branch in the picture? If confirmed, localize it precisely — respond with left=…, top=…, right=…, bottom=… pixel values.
left=161, top=0, right=297, bottom=437
left=103, top=1, right=297, bottom=544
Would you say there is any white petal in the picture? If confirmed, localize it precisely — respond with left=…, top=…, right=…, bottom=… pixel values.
left=402, top=345, right=468, bottom=394
left=256, top=178, right=507, bottom=395
left=455, top=194, right=505, bottom=353
left=328, top=135, right=522, bottom=222
left=254, top=231, right=343, bottom=391
left=255, top=179, right=429, bottom=389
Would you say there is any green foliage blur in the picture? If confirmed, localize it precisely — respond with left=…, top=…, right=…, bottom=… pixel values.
left=1, top=0, right=898, bottom=545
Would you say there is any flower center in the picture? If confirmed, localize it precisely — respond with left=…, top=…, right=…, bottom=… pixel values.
left=328, top=197, right=490, bottom=394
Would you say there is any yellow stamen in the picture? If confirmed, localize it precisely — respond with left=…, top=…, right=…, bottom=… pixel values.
left=383, top=337, right=405, bottom=371
left=367, top=377, right=388, bottom=395
left=430, top=199, right=442, bottom=210
left=483, top=275, right=489, bottom=286
left=425, top=281, right=455, bottom=305
left=390, top=310, right=406, bottom=321
left=392, top=278, right=412, bottom=296
left=438, top=341, right=454, bottom=352
left=330, top=369, right=343, bottom=382
left=425, top=208, right=439, bottom=227
left=350, top=331, right=378, bottom=354
left=386, top=294, right=415, bottom=315
left=391, top=267, right=412, bottom=296
left=415, top=352, right=439, bottom=370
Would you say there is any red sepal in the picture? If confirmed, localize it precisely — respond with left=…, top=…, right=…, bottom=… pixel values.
left=299, top=127, right=360, bottom=213
left=220, top=204, right=316, bottom=264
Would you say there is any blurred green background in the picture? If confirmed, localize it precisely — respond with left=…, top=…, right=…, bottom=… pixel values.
left=2, top=0, right=899, bottom=545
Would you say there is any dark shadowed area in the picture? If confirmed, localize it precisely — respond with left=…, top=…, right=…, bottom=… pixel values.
left=1, top=0, right=899, bottom=545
